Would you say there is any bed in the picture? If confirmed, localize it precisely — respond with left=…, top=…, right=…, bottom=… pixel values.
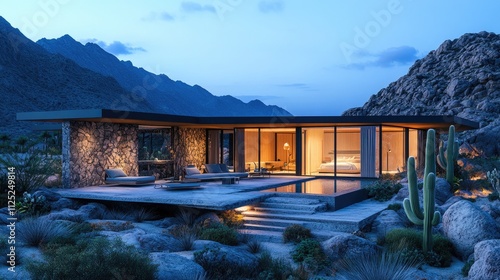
left=317, top=156, right=361, bottom=174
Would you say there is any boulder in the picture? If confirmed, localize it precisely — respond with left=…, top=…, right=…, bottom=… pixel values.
left=150, top=252, right=205, bottom=280
left=434, top=178, right=452, bottom=205
left=442, top=200, right=500, bottom=259
left=99, top=228, right=146, bottom=248
left=50, top=197, right=80, bottom=211
left=468, top=239, right=500, bottom=280
left=33, top=187, right=61, bottom=202
left=372, top=210, right=405, bottom=239
left=48, top=208, right=87, bottom=222
left=193, top=240, right=258, bottom=268
left=436, top=196, right=463, bottom=215
left=78, top=202, right=107, bottom=219
left=138, top=233, right=180, bottom=252
left=321, top=232, right=379, bottom=262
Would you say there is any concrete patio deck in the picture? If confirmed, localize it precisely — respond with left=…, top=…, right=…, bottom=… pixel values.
left=55, top=176, right=312, bottom=210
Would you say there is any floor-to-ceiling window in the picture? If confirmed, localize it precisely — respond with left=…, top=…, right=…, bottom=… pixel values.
left=381, top=127, right=405, bottom=174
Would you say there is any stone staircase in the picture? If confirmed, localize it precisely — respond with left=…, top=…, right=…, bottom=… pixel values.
left=238, top=196, right=371, bottom=243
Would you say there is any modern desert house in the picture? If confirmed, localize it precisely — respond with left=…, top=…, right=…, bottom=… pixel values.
left=17, top=109, right=479, bottom=188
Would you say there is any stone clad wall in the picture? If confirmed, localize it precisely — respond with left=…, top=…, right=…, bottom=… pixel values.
left=172, top=127, right=206, bottom=177
left=62, top=121, right=138, bottom=188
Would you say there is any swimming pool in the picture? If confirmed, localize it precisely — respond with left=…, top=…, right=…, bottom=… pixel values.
left=262, top=178, right=375, bottom=196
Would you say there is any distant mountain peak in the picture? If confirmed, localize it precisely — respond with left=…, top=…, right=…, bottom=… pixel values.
left=38, top=33, right=292, bottom=117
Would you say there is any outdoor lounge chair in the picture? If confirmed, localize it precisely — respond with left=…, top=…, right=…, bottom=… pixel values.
left=184, top=164, right=248, bottom=180
left=104, top=168, right=156, bottom=185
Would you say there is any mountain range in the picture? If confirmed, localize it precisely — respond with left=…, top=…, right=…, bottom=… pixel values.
left=343, top=31, right=500, bottom=156
left=0, top=16, right=290, bottom=138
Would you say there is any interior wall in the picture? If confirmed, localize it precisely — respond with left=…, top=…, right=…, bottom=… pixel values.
left=382, top=129, right=405, bottom=172
left=260, top=131, right=276, bottom=161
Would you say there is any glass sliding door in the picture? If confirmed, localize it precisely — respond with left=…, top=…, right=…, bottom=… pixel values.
left=382, top=127, right=405, bottom=174
left=336, top=127, right=361, bottom=177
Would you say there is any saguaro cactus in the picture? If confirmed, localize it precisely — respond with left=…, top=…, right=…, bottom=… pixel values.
left=437, top=125, right=458, bottom=185
left=487, top=168, right=500, bottom=194
left=404, top=129, right=441, bottom=253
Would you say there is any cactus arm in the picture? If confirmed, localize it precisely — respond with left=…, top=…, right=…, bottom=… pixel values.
left=432, top=211, right=441, bottom=226
left=407, top=156, right=424, bottom=219
left=403, top=198, right=424, bottom=225
left=446, top=125, right=456, bottom=184
left=437, top=140, right=447, bottom=170
left=424, top=129, right=436, bottom=185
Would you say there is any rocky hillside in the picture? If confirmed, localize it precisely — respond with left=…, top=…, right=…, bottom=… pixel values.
left=0, top=17, right=155, bottom=136
left=37, top=35, right=291, bottom=117
left=343, top=31, right=500, bottom=156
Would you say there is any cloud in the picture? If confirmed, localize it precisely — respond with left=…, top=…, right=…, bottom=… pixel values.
left=258, top=0, right=284, bottom=13
left=181, top=1, right=216, bottom=14
left=345, top=46, right=419, bottom=69
left=142, top=11, right=175, bottom=21
left=86, top=39, right=146, bottom=55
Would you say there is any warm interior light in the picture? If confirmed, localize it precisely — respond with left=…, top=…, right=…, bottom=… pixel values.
left=283, top=142, right=290, bottom=150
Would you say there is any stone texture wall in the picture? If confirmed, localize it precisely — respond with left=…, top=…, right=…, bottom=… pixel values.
left=172, top=127, right=206, bottom=177
left=62, top=121, right=138, bottom=188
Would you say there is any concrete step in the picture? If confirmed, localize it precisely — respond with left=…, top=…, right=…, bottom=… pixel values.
left=241, top=211, right=360, bottom=232
left=242, top=223, right=285, bottom=232
left=252, top=206, right=316, bottom=215
left=238, top=229, right=283, bottom=243
left=243, top=216, right=308, bottom=228
left=264, top=196, right=323, bottom=205
left=259, top=202, right=327, bottom=212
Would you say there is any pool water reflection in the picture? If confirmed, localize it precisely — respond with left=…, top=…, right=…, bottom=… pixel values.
left=262, top=178, right=375, bottom=196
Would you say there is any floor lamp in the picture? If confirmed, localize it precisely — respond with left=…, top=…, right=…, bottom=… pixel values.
left=283, top=142, right=290, bottom=171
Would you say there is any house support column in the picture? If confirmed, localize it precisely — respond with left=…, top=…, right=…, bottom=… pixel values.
left=172, top=127, right=207, bottom=178
left=62, top=121, right=138, bottom=188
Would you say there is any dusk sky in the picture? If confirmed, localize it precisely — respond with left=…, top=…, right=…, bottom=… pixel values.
left=2, top=0, right=500, bottom=115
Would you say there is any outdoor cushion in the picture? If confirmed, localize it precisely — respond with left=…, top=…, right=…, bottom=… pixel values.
left=105, top=168, right=128, bottom=178
left=205, top=164, right=222, bottom=173
left=185, top=167, right=201, bottom=175
left=219, top=164, right=229, bottom=173
left=105, top=176, right=155, bottom=185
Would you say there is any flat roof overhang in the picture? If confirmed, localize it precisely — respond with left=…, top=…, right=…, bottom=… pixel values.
left=17, top=109, right=479, bottom=131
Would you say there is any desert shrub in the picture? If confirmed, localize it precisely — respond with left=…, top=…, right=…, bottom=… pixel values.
left=103, top=208, right=133, bottom=220
left=176, top=207, right=200, bottom=227
left=387, top=203, right=402, bottom=211
left=170, top=224, right=198, bottom=251
left=364, top=180, right=403, bottom=201
left=16, top=192, right=50, bottom=216
left=18, top=216, right=69, bottom=247
left=431, top=234, right=454, bottom=267
left=384, top=228, right=421, bottom=251
left=384, top=228, right=454, bottom=267
left=283, top=224, right=312, bottom=243
left=27, top=237, right=157, bottom=280
left=194, top=246, right=256, bottom=280
left=199, top=223, right=238, bottom=246
left=219, top=209, right=244, bottom=228
left=336, top=250, right=418, bottom=280
left=132, top=207, right=158, bottom=222
left=257, top=251, right=309, bottom=280
left=461, top=258, right=474, bottom=276
left=247, top=239, right=262, bottom=254
left=0, top=149, right=61, bottom=194
left=291, top=238, right=328, bottom=272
